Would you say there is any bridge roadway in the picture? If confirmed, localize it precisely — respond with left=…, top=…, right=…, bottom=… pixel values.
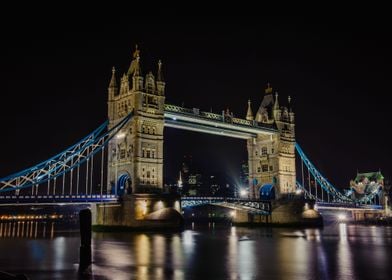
left=0, top=195, right=270, bottom=214
left=0, top=195, right=383, bottom=216
left=164, top=104, right=277, bottom=139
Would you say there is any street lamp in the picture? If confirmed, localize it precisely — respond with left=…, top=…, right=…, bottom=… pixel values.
left=295, top=188, right=303, bottom=195
left=240, top=189, right=248, bottom=198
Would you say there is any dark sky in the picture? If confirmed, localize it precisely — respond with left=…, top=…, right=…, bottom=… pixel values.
left=0, top=8, right=391, bottom=189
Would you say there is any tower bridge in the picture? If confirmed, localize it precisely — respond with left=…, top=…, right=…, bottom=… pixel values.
left=0, top=47, right=387, bottom=228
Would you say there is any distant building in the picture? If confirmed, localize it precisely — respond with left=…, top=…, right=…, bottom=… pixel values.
left=349, top=171, right=384, bottom=204
left=187, top=174, right=203, bottom=196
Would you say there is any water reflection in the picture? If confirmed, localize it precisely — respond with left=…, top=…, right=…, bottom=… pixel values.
left=0, top=221, right=56, bottom=239
left=0, top=223, right=392, bottom=279
left=337, top=223, right=354, bottom=279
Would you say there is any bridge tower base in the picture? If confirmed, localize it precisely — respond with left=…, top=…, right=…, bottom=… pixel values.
left=92, top=194, right=183, bottom=231
left=232, top=199, right=323, bottom=226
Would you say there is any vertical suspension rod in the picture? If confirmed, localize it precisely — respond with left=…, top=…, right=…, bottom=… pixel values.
left=100, top=144, right=104, bottom=197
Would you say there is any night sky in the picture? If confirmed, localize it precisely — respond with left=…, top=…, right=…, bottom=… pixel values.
left=1, top=8, right=391, bottom=190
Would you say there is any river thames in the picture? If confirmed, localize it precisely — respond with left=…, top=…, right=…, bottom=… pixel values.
left=0, top=220, right=391, bottom=279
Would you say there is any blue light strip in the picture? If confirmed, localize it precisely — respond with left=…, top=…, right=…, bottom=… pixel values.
left=0, top=112, right=133, bottom=193
left=295, top=143, right=382, bottom=204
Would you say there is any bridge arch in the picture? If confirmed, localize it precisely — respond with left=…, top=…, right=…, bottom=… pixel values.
left=115, top=173, right=132, bottom=196
left=259, top=184, right=275, bottom=200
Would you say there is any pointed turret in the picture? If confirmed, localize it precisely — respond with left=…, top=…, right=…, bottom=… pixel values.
left=246, top=99, right=254, bottom=121
left=133, top=51, right=141, bottom=77
left=157, top=59, right=164, bottom=82
left=273, top=92, right=280, bottom=121
left=107, top=67, right=118, bottom=121
left=108, top=67, right=118, bottom=99
left=156, top=59, right=165, bottom=95
left=288, top=95, right=295, bottom=123
left=274, top=92, right=279, bottom=110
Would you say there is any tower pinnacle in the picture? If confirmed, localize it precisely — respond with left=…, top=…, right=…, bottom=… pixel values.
left=133, top=44, right=140, bottom=59
left=246, top=99, right=254, bottom=121
left=109, top=66, right=117, bottom=89
left=274, top=92, right=279, bottom=109
left=157, top=59, right=164, bottom=82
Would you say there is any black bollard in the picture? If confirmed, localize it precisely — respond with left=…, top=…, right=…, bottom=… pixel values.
left=79, top=209, right=92, bottom=274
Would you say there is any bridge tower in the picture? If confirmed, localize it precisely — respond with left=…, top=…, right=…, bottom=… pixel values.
left=247, top=84, right=296, bottom=199
left=107, top=46, right=165, bottom=194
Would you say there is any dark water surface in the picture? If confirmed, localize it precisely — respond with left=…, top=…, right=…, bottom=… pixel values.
left=0, top=221, right=391, bottom=279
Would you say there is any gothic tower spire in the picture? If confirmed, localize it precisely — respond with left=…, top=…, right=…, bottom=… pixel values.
left=246, top=99, right=254, bottom=121
left=273, top=91, right=280, bottom=121
left=157, top=59, right=164, bottom=82
left=156, top=59, right=165, bottom=95
left=109, top=66, right=117, bottom=89
left=108, top=66, right=118, bottom=101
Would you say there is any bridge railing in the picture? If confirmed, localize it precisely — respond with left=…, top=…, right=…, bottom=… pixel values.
left=0, top=194, right=118, bottom=203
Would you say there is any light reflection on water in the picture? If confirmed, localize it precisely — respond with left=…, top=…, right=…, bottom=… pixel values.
left=0, top=221, right=391, bottom=279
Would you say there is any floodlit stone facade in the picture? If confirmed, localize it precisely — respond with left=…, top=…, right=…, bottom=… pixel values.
left=247, top=84, right=296, bottom=199
left=107, top=47, right=165, bottom=194
left=107, top=48, right=296, bottom=199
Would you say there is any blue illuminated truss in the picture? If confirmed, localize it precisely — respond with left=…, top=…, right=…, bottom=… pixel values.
left=0, top=112, right=133, bottom=193
left=295, top=143, right=383, bottom=204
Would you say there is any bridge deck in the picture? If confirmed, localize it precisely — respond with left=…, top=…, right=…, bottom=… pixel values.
left=164, top=104, right=277, bottom=139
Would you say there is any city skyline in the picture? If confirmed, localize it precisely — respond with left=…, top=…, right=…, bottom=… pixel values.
left=1, top=12, right=391, bottom=190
